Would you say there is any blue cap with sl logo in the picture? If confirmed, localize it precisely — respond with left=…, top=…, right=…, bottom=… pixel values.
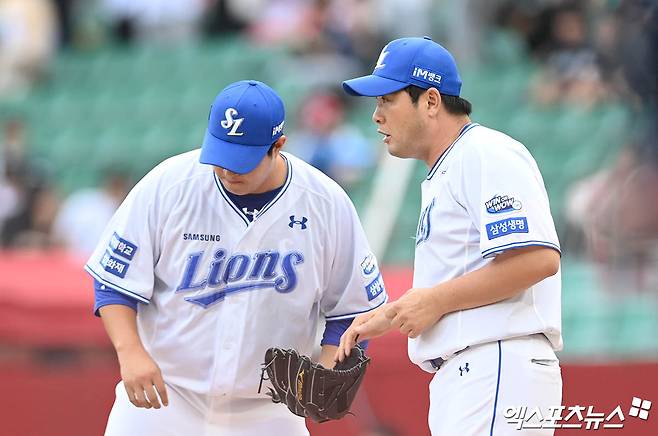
left=342, top=36, right=462, bottom=97
left=200, top=80, right=285, bottom=174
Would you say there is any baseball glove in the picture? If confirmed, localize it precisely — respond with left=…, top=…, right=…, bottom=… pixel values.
left=258, top=346, right=370, bottom=422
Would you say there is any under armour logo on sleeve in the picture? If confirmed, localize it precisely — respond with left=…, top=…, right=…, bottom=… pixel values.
left=459, top=363, right=470, bottom=376
left=221, top=108, right=245, bottom=136
left=289, top=216, right=308, bottom=230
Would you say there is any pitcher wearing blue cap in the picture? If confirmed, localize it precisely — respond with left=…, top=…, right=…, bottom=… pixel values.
left=337, top=38, right=563, bottom=435
left=87, top=80, right=387, bottom=435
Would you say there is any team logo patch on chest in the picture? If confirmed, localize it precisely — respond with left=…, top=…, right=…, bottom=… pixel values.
left=485, top=194, right=522, bottom=214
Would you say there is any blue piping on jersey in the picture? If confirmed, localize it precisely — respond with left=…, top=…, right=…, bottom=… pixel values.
left=214, top=174, right=250, bottom=226
left=324, top=294, right=389, bottom=321
left=481, top=240, right=561, bottom=259
left=489, top=340, right=502, bottom=436
left=84, top=265, right=150, bottom=304
left=427, top=122, right=479, bottom=180
left=213, top=155, right=293, bottom=225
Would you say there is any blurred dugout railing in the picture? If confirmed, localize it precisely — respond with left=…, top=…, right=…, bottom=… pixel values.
left=1, top=33, right=656, bottom=360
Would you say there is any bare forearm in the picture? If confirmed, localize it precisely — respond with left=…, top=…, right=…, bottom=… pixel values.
left=99, top=304, right=144, bottom=353
left=98, top=305, right=168, bottom=409
left=319, top=345, right=338, bottom=368
left=434, top=246, right=560, bottom=314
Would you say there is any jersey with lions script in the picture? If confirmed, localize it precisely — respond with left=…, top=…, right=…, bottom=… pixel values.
left=409, top=123, right=562, bottom=373
left=85, top=150, right=387, bottom=396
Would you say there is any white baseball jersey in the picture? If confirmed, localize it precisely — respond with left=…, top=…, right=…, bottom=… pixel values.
left=85, top=150, right=387, bottom=396
left=409, top=123, right=562, bottom=372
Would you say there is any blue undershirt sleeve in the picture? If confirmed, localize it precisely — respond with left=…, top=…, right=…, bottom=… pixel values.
left=93, top=279, right=139, bottom=317
left=321, top=318, right=369, bottom=350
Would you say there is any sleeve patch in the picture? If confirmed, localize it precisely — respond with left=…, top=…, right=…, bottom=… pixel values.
left=360, top=253, right=378, bottom=277
left=100, top=250, right=130, bottom=278
left=109, top=232, right=138, bottom=260
left=485, top=194, right=522, bottom=214
left=486, top=217, right=529, bottom=240
left=365, top=273, right=385, bottom=301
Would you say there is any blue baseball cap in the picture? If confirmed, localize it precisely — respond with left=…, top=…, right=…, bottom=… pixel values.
left=343, top=36, right=462, bottom=97
left=200, top=80, right=285, bottom=174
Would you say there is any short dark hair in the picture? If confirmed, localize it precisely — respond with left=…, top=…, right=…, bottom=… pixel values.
left=404, top=85, right=472, bottom=116
left=267, top=140, right=280, bottom=156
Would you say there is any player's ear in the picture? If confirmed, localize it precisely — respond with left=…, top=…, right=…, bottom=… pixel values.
left=273, top=135, right=286, bottom=153
left=425, top=88, right=441, bottom=117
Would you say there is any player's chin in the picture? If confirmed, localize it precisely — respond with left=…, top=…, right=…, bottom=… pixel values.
left=386, top=143, right=410, bottom=159
left=222, top=181, right=249, bottom=195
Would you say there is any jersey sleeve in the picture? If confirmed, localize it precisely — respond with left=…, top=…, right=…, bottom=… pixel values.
left=320, top=190, right=388, bottom=320
left=84, top=167, right=164, bottom=303
left=321, top=318, right=369, bottom=349
left=93, top=279, right=139, bottom=316
left=456, top=140, right=560, bottom=258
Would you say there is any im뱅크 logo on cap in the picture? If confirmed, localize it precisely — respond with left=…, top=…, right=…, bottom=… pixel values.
left=412, top=66, right=442, bottom=86
left=272, top=120, right=284, bottom=137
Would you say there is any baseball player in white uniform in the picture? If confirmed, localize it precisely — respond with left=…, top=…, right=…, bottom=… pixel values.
left=86, top=80, right=387, bottom=436
left=336, top=37, right=563, bottom=435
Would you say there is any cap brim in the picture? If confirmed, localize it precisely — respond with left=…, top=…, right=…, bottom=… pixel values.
left=342, top=75, right=409, bottom=97
left=200, top=130, right=270, bottom=174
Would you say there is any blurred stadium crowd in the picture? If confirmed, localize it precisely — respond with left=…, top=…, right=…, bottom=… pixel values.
left=0, top=0, right=656, bottom=357
left=0, top=1, right=656, bottom=435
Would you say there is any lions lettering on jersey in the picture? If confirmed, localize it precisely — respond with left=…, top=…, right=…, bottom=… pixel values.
left=176, top=249, right=305, bottom=308
left=416, top=198, right=435, bottom=246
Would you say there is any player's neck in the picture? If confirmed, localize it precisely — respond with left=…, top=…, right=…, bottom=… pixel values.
left=253, top=154, right=287, bottom=194
left=424, top=115, right=471, bottom=168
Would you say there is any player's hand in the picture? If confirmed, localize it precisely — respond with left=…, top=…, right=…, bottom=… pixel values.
left=335, top=305, right=392, bottom=363
left=384, top=287, right=445, bottom=338
left=117, top=345, right=169, bottom=409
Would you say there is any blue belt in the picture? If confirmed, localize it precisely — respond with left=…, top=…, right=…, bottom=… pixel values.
left=429, top=347, right=468, bottom=370
left=429, top=357, right=446, bottom=370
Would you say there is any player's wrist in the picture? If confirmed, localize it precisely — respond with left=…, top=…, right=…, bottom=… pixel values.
left=115, top=340, right=146, bottom=356
left=427, top=284, right=450, bottom=317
